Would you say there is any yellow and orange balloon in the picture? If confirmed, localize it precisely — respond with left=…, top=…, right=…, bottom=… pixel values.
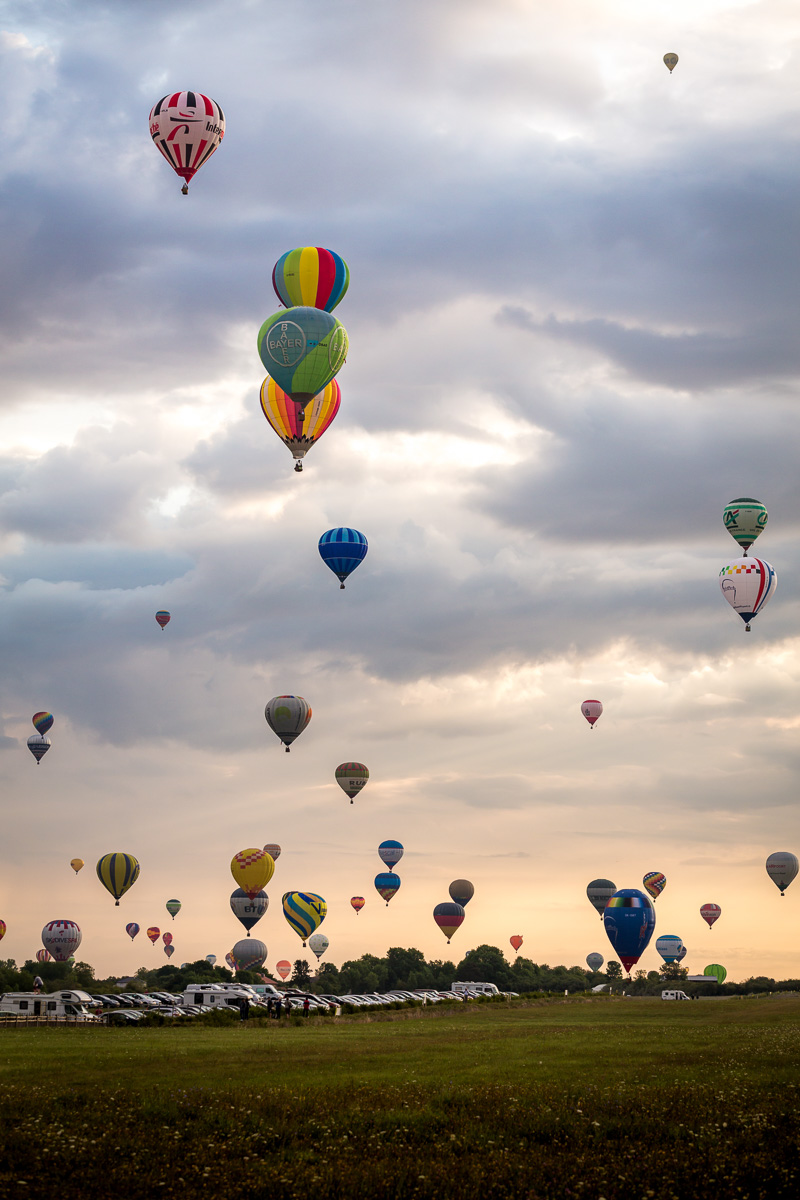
left=230, top=848, right=275, bottom=901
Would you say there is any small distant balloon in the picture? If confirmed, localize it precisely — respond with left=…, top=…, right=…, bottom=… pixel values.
left=147, top=927, right=160, bottom=944
left=587, top=879, right=616, bottom=919
left=263, top=843, right=282, bottom=861
left=265, top=696, right=312, bottom=752
left=164, top=944, right=175, bottom=958
left=126, top=923, right=140, bottom=941
left=32, top=712, right=54, bottom=735
left=70, top=859, right=84, bottom=875
left=643, top=872, right=667, bottom=901
left=276, top=960, right=291, bottom=980
left=704, top=963, right=727, bottom=984
left=766, top=851, right=798, bottom=896
left=36, top=948, right=51, bottom=963
left=676, top=945, right=688, bottom=962
left=148, top=91, right=225, bottom=194
left=155, top=611, right=171, bottom=630
left=723, top=498, right=768, bottom=555
left=449, top=880, right=474, bottom=907
left=581, top=700, right=603, bottom=729
left=206, top=954, right=217, bottom=966
left=0, top=920, right=5, bottom=942
left=350, top=896, right=365, bottom=914
left=336, top=762, right=369, bottom=803
left=586, top=952, right=604, bottom=972
left=655, top=934, right=683, bottom=964
left=510, top=935, right=523, bottom=953
left=374, top=872, right=401, bottom=905
left=433, top=902, right=465, bottom=944
left=162, top=932, right=173, bottom=947
left=232, top=938, right=267, bottom=971
left=308, top=933, right=329, bottom=961
left=96, top=853, right=140, bottom=906
left=225, top=952, right=236, bottom=971
left=719, top=558, right=776, bottom=632
left=319, top=528, right=368, bottom=590
left=166, top=899, right=181, bottom=920
left=272, top=247, right=350, bottom=313
left=378, top=840, right=404, bottom=870
left=27, top=734, right=51, bottom=764
left=700, top=903, right=721, bottom=930
left=663, top=52, right=679, bottom=73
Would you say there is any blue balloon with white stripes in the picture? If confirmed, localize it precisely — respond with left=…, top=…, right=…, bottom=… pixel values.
left=318, top=527, right=368, bottom=589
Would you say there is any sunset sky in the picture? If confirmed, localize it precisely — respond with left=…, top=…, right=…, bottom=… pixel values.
left=1, top=0, right=799, bottom=982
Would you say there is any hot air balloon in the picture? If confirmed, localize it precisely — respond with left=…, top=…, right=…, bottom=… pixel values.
left=676, top=944, right=688, bottom=962
left=155, top=611, right=171, bottom=630
left=41, top=920, right=82, bottom=962
left=282, top=892, right=327, bottom=946
left=96, top=853, right=140, bottom=906
left=225, top=952, right=236, bottom=971
left=336, top=762, right=369, bottom=803
left=723, top=498, right=768, bottom=555
left=643, top=872, right=667, bottom=901
left=206, top=954, right=217, bottom=966
left=663, top=53, right=679, bottom=73
left=263, top=843, right=282, bottom=861
left=36, top=949, right=51, bottom=964
left=166, top=899, right=181, bottom=920
left=319, top=529, right=368, bottom=590
left=162, top=932, right=173, bottom=947
left=350, top=896, right=365, bottom=914
left=126, top=923, right=140, bottom=941
left=602, top=889, right=655, bottom=975
left=766, top=851, right=799, bottom=896
left=308, top=933, right=329, bottom=961
left=655, top=934, right=683, bottom=964
left=257, top=309, right=348, bottom=413
left=374, top=872, right=401, bottom=905
left=587, top=879, right=616, bottom=919
left=510, top=935, right=523, bottom=954
left=449, top=880, right=474, bottom=907
left=265, top=696, right=312, bottom=752
left=586, top=952, right=604, bottom=972
left=276, top=960, right=291, bottom=980
left=260, top=377, right=341, bottom=473
left=230, top=848, right=275, bottom=900
left=232, top=939, right=267, bottom=971
left=70, top=859, right=84, bottom=875
left=719, top=558, right=776, bottom=631
left=147, top=927, right=160, bottom=944
left=700, top=903, right=721, bottom=930
left=27, top=734, right=51, bottom=764
left=165, top=944, right=175, bottom=959
left=273, top=247, right=350, bottom=313
left=378, top=840, right=404, bottom=870
left=581, top=700, right=603, bottom=729
left=704, top=963, right=727, bottom=984
left=32, top=711, right=54, bottom=735
left=433, top=902, right=465, bottom=944
left=148, top=91, right=225, bottom=194
left=230, top=888, right=269, bottom=934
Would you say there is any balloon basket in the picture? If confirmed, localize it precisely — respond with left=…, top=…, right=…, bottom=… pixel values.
left=294, top=463, right=303, bottom=472
left=181, top=184, right=189, bottom=195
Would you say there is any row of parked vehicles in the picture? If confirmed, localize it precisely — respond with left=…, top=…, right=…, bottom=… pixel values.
left=0, top=980, right=506, bottom=1023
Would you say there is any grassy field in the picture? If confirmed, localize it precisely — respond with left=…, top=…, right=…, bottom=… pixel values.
left=1, top=995, right=798, bottom=1199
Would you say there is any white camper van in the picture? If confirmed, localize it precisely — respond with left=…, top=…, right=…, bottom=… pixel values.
left=451, top=981, right=501, bottom=998
left=0, top=990, right=100, bottom=1021
left=661, top=989, right=691, bottom=1001
left=179, top=984, right=255, bottom=1011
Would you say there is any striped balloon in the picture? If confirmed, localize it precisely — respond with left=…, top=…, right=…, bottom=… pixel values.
left=155, top=611, right=171, bottom=630
left=262, top=843, right=282, bottom=861
left=162, top=932, right=173, bottom=947
left=319, top=528, right=368, bottom=589
left=378, top=841, right=404, bottom=870
left=257, top=308, right=348, bottom=408
left=147, top=927, right=160, bottom=944
left=374, top=872, right=401, bottom=905
left=272, top=247, right=350, bottom=313
left=433, top=902, right=465, bottom=943
left=166, top=899, right=181, bottom=920
left=27, top=734, right=51, bottom=764
left=260, top=377, right=341, bottom=473
left=148, top=91, right=225, bottom=193
left=719, top=558, right=776, bottom=631
left=723, top=497, right=768, bottom=554
left=700, top=903, right=721, bottom=929
left=125, top=923, right=140, bottom=941
left=642, top=871, right=667, bottom=901
left=41, top=919, right=82, bottom=962
left=36, top=948, right=51, bottom=963
left=232, top=938, right=267, bottom=971
left=350, top=896, right=365, bottom=914
left=282, top=891, right=327, bottom=946
left=96, top=853, right=140, bottom=906
left=164, top=944, right=175, bottom=959
left=276, top=959, right=291, bottom=980
left=336, top=762, right=369, bottom=803
left=32, top=711, right=54, bottom=734
left=0, top=920, right=5, bottom=941
left=265, top=696, right=312, bottom=752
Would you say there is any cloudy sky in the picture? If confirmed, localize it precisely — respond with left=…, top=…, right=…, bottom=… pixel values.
left=1, top=0, right=799, bottom=982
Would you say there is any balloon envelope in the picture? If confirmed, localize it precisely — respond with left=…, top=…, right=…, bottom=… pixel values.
left=148, top=91, right=225, bottom=190
left=655, top=934, right=683, bottom=963
left=162, top=932, right=173, bottom=947
left=260, top=377, right=340, bottom=472
left=510, top=935, right=523, bottom=953
left=36, top=949, right=51, bottom=963
left=378, top=840, right=404, bottom=870
left=273, top=247, right=350, bottom=313
left=350, top=896, right=365, bottom=914
left=719, top=557, right=776, bottom=631
left=308, top=933, right=329, bottom=961
left=232, top=938, right=267, bottom=971
left=602, top=889, right=655, bottom=974
left=230, top=848, right=275, bottom=900
left=32, top=711, right=54, bottom=734
left=276, top=960, right=291, bottom=980
left=700, top=903, right=721, bottom=929
left=766, top=851, right=799, bottom=896
left=704, top=963, right=727, bottom=984
left=265, top=696, right=312, bottom=751
left=155, top=611, right=171, bottom=629
left=586, top=952, right=604, bottom=972
left=96, top=853, right=140, bottom=906
left=336, top=762, right=369, bottom=803
left=581, top=700, right=603, bottom=728
left=676, top=945, right=688, bottom=962
left=70, top=858, right=84, bottom=875
left=263, top=843, right=282, bottom=861
left=449, top=879, right=474, bottom=907
left=433, top=902, right=465, bottom=943
left=642, top=872, right=667, bottom=901
left=257, top=308, right=348, bottom=406
left=166, top=899, right=181, bottom=920
left=125, top=923, right=140, bottom=941
left=374, top=872, right=401, bottom=904
left=663, top=52, right=679, bottom=72
left=723, top=497, right=768, bottom=554
left=0, top=920, right=5, bottom=942
left=27, top=734, right=51, bottom=763
left=319, top=528, right=368, bottom=589
left=147, top=927, right=160, bottom=944
left=282, top=891, right=327, bottom=944
left=206, top=954, right=217, bottom=965
left=42, top=919, right=82, bottom=962
left=164, top=944, right=175, bottom=958
left=230, top=888, right=269, bottom=933
left=587, top=878, right=616, bottom=918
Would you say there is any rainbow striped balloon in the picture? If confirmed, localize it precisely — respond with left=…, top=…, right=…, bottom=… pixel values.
left=272, top=247, right=350, bottom=313
left=282, top=891, right=327, bottom=946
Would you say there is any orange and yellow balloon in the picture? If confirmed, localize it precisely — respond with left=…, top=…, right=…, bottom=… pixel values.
left=260, top=377, right=340, bottom=473
left=230, top=848, right=275, bottom=901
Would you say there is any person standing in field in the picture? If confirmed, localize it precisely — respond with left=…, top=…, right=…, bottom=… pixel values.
left=284, top=996, right=292, bottom=1017
left=303, top=997, right=310, bottom=1018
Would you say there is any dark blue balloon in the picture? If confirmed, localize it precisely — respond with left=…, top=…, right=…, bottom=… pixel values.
left=602, top=888, right=655, bottom=975
left=230, top=888, right=268, bottom=933
left=318, top=527, right=368, bottom=589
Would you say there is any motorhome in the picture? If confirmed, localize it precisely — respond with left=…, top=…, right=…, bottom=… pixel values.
left=451, top=981, right=501, bottom=997
left=178, top=984, right=257, bottom=1010
left=0, top=990, right=100, bottom=1021
left=661, top=990, right=691, bottom=1001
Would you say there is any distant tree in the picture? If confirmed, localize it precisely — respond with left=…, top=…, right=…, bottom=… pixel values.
left=633, top=970, right=647, bottom=982
left=647, top=971, right=661, bottom=982
left=315, top=962, right=342, bottom=993
left=455, top=945, right=514, bottom=989
left=605, top=961, right=623, bottom=980
left=386, top=947, right=428, bottom=989
left=660, top=963, right=688, bottom=981
left=292, top=960, right=313, bottom=987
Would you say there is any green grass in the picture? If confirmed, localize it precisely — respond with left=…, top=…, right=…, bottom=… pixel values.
left=1, top=995, right=798, bottom=1198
